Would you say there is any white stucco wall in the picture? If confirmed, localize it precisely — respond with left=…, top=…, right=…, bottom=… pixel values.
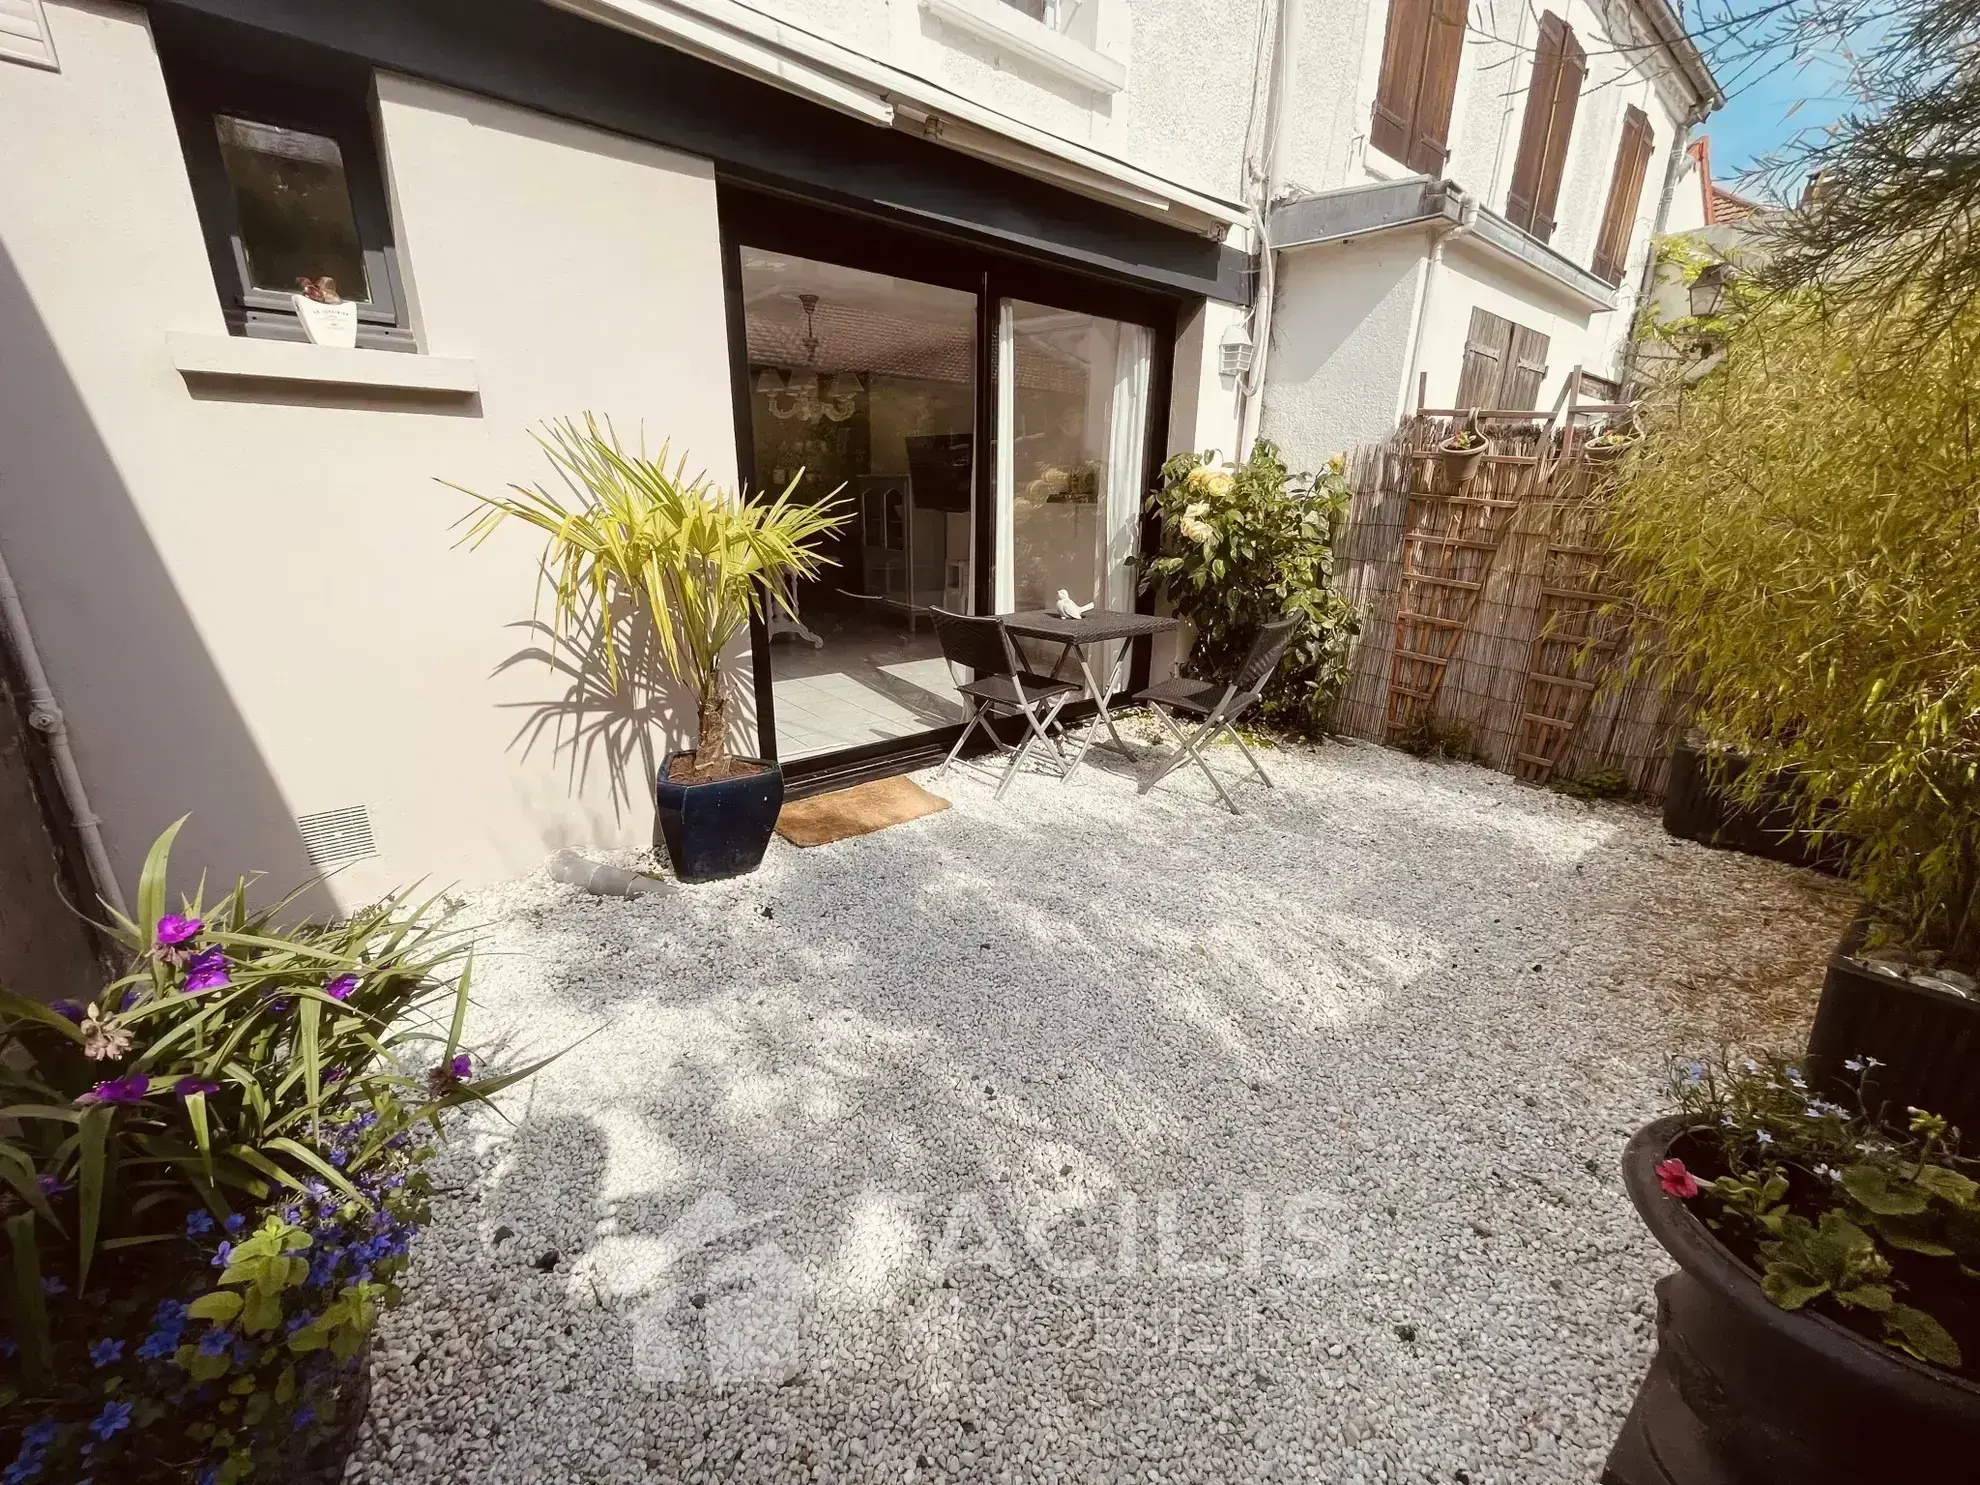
left=0, top=1, right=740, bottom=908
left=741, top=0, right=1261, bottom=203
left=1256, top=232, right=1428, bottom=467
left=1416, top=237, right=1625, bottom=408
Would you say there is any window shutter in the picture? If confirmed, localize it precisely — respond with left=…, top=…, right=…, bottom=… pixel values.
left=1529, top=26, right=1586, bottom=243
left=1502, top=323, right=1552, bottom=409
left=1455, top=307, right=1514, bottom=410
left=1408, top=0, right=1468, bottom=174
left=1369, top=0, right=1434, bottom=165
left=1591, top=105, right=1655, bottom=285
left=0, top=0, right=58, bottom=71
left=1505, top=12, right=1583, bottom=242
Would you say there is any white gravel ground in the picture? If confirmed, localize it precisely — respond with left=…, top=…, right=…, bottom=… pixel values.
left=347, top=737, right=1851, bottom=1485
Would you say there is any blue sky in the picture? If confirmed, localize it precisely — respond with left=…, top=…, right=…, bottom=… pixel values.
left=1694, top=21, right=1861, bottom=194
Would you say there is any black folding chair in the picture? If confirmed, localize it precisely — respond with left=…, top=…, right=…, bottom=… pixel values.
left=931, top=610, right=1082, bottom=799
left=1132, top=615, right=1304, bottom=813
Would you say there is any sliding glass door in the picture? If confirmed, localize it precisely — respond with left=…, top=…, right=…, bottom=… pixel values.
left=737, top=247, right=978, bottom=764
left=723, top=190, right=1172, bottom=775
left=995, top=301, right=1155, bottom=616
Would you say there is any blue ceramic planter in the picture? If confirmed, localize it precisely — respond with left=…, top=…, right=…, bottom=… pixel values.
left=654, top=750, right=783, bottom=882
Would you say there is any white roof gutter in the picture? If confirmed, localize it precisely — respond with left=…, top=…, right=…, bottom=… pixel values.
left=543, top=0, right=1250, bottom=236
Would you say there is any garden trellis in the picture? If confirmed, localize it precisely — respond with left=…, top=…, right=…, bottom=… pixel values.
left=1332, top=381, right=1688, bottom=796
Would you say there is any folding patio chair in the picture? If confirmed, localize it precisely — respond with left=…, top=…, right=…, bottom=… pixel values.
left=1131, top=614, right=1304, bottom=814
left=931, top=610, right=1082, bottom=799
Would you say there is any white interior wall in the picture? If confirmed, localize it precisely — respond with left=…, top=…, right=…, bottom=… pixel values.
left=0, top=2, right=740, bottom=909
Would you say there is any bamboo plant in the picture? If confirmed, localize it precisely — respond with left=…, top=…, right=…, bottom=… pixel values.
left=452, top=417, right=847, bottom=781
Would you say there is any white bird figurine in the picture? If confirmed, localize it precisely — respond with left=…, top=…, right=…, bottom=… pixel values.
left=1054, top=589, right=1095, bottom=620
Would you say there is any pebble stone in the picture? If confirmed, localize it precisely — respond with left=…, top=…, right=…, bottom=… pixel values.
left=347, top=738, right=1852, bottom=1485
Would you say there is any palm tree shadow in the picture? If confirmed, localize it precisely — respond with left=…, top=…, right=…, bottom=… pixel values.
left=492, top=584, right=696, bottom=826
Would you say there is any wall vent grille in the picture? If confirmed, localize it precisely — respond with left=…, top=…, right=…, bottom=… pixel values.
left=297, top=806, right=378, bottom=869
left=0, top=0, right=59, bottom=71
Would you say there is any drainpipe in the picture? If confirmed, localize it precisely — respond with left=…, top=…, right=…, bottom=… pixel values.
left=1235, top=0, right=1304, bottom=459
left=0, top=539, right=127, bottom=919
left=1398, top=186, right=1480, bottom=418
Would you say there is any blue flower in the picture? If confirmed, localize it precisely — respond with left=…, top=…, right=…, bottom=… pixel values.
left=21, top=1422, right=55, bottom=1451
left=211, top=1241, right=232, bottom=1268
left=1844, top=1057, right=1865, bottom=1073
left=87, top=1338, right=123, bottom=1368
left=196, top=1328, right=230, bottom=1358
left=135, top=1329, right=179, bottom=1362
left=290, top=1404, right=316, bottom=1430
left=284, top=1310, right=316, bottom=1335
left=196, top=1469, right=220, bottom=1485
left=1755, top=1128, right=1775, bottom=1145
left=153, top=1298, right=190, bottom=1328
left=39, top=1277, right=63, bottom=1296
left=223, top=1212, right=245, bottom=1233
left=88, top=1400, right=132, bottom=1441
left=185, top=1209, right=214, bottom=1238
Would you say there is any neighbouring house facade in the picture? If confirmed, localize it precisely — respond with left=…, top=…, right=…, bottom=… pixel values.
left=0, top=0, right=1715, bottom=914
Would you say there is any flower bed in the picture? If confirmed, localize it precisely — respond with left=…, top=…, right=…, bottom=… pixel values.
left=1, top=823, right=551, bottom=1484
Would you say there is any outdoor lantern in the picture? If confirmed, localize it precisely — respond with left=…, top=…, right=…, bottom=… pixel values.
left=1689, top=260, right=1737, bottom=319
left=1219, top=320, right=1255, bottom=378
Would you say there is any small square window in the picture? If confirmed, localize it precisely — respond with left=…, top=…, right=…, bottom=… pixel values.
left=214, top=116, right=372, bottom=305
left=154, top=10, right=414, bottom=352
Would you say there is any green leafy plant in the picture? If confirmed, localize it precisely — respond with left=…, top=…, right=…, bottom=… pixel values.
left=1140, top=442, right=1360, bottom=735
left=450, top=416, right=849, bottom=780
left=1395, top=713, right=1476, bottom=763
left=0, top=820, right=544, bottom=1481
left=1551, top=766, right=1630, bottom=801
left=1607, top=292, right=1980, bottom=962
left=1661, top=1051, right=1979, bottom=1371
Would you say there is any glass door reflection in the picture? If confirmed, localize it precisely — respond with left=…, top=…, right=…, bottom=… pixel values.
left=740, top=248, right=978, bottom=762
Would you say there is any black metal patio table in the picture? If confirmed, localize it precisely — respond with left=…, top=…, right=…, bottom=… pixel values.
left=1001, top=608, right=1181, bottom=773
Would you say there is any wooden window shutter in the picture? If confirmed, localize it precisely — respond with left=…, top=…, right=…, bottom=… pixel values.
left=1591, top=105, right=1656, bottom=285
left=1454, top=307, right=1513, bottom=410
left=1505, top=13, right=1584, bottom=243
left=1502, top=323, right=1552, bottom=409
left=1370, top=0, right=1470, bottom=174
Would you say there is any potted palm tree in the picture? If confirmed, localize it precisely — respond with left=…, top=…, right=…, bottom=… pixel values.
left=454, top=417, right=846, bottom=882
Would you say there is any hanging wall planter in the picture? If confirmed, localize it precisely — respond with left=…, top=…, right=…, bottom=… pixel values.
left=655, top=750, right=785, bottom=883
left=1585, top=422, right=1643, bottom=463
left=1604, top=1116, right=1980, bottom=1485
left=1436, top=427, right=1493, bottom=487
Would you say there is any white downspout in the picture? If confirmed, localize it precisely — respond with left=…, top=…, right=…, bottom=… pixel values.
left=0, top=538, right=127, bottom=919
left=1235, top=0, right=1304, bottom=458
left=1397, top=190, right=1480, bottom=418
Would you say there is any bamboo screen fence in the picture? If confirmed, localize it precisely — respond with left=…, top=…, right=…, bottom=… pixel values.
left=1330, top=416, right=1690, bottom=800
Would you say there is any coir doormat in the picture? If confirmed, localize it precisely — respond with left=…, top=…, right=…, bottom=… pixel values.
left=775, top=776, right=950, bottom=848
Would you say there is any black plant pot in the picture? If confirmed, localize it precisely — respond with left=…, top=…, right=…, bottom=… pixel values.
left=1805, top=918, right=1980, bottom=1136
left=1604, top=1117, right=1980, bottom=1485
left=654, top=750, right=784, bottom=883
left=1661, top=738, right=1838, bottom=872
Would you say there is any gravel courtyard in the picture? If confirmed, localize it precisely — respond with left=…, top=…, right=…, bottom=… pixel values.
left=349, top=738, right=1851, bottom=1485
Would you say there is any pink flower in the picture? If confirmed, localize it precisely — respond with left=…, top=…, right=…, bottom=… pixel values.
left=1656, top=1158, right=1700, bottom=1199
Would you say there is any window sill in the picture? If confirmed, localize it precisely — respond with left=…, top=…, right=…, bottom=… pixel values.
left=166, top=332, right=479, bottom=395
left=920, top=0, right=1127, bottom=95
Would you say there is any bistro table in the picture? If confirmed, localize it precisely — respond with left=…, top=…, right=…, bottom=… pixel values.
left=1002, top=608, right=1181, bottom=773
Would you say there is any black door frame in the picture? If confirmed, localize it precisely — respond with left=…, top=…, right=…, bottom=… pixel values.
left=719, top=184, right=1178, bottom=798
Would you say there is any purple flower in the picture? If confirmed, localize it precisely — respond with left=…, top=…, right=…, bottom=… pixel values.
left=291, top=1403, right=316, bottom=1430
left=265, top=996, right=293, bottom=1016
left=182, top=947, right=231, bottom=995
left=88, top=1401, right=131, bottom=1442
left=324, top=1066, right=348, bottom=1084
left=156, top=914, right=202, bottom=948
left=21, top=1421, right=55, bottom=1450
left=75, top=1074, right=150, bottom=1107
left=196, top=1328, right=230, bottom=1358
left=39, top=1277, right=64, bottom=1296
left=51, top=999, right=85, bottom=1024
left=118, top=988, right=142, bottom=1012
left=223, top=1212, right=245, bottom=1233
left=174, top=1075, right=220, bottom=1099
left=210, top=1241, right=232, bottom=1269
left=35, top=1174, right=68, bottom=1197
left=324, top=974, right=358, bottom=1001
left=87, top=1338, right=123, bottom=1368
left=452, top=1053, right=472, bottom=1080
left=185, top=1209, right=214, bottom=1238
